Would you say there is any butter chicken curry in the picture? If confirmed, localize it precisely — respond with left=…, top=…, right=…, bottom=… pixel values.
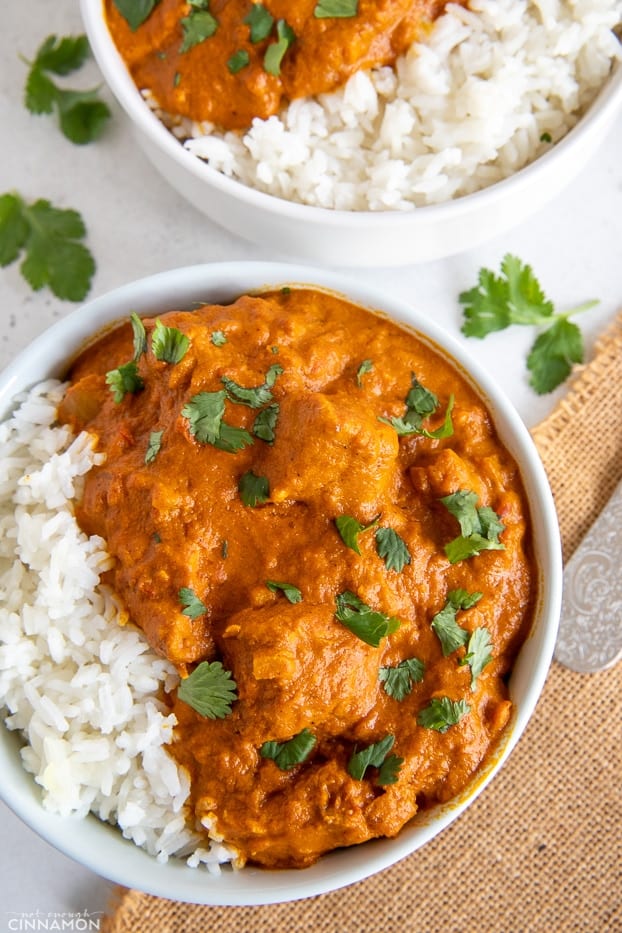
left=59, top=288, right=535, bottom=869
left=104, top=0, right=457, bottom=131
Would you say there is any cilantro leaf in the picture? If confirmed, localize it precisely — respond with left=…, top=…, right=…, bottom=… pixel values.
left=264, top=19, right=295, bottom=76
left=377, top=753, right=404, bottom=786
left=378, top=657, right=425, bottom=700
left=238, top=471, right=269, bottom=506
left=113, top=0, right=161, bottom=30
left=182, top=392, right=253, bottom=452
left=265, top=580, right=302, bottom=603
left=131, top=313, right=147, bottom=359
left=244, top=4, right=275, bottom=42
left=356, top=359, right=373, bottom=386
left=105, top=360, right=144, bottom=403
left=526, top=317, right=583, bottom=395
left=0, top=193, right=95, bottom=301
left=180, top=8, right=218, bottom=53
left=23, top=35, right=111, bottom=144
left=460, top=254, right=598, bottom=393
left=460, top=627, right=493, bottom=690
left=335, top=514, right=378, bottom=554
left=335, top=591, right=400, bottom=647
left=210, top=330, right=227, bottom=346
left=431, top=589, right=482, bottom=656
left=348, top=734, right=395, bottom=780
left=417, top=697, right=470, bottom=733
left=380, top=376, right=453, bottom=439
left=151, top=319, right=190, bottom=363
left=314, top=0, right=359, bottom=16
left=252, top=403, right=279, bottom=443
left=177, top=661, right=237, bottom=719
left=260, top=728, right=316, bottom=770
left=215, top=423, right=254, bottom=453
left=179, top=586, right=207, bottom=619
left=441, top=490, right=505, bottom=563
left=375, top=526, right=411, bottom=572
left=222, top=364, right=282, bottom=408
left=227, top=50, right=250, bottom=73
left=145, top=430, right=163, bottom=464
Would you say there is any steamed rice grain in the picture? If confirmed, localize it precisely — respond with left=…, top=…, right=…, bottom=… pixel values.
left=0, top=381, right=239, bottom=872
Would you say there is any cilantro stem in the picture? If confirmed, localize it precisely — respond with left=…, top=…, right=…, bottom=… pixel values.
left=554, top=299, right=599, bottom=321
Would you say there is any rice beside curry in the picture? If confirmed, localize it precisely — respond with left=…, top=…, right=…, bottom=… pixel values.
left=0, top=287, right=536, bottom=870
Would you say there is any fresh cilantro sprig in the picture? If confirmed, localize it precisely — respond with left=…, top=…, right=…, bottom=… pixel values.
left=347, top=734, right=402, bottom=786
left=335, top=591, right=400, bottom=647
left=417, top=697, right=470, bottom=733
left=0, top=192, right=95, bottom=301
left=380, top=375, right=454, bottom=439
left=260, top=728, right=316, bottom=770
left=440, top=490, right=505, bottom=563
left=378, top=657, right=425, bottom=701
left=23, top=34, right=111, bottom=144
left=459, top=254, right=598, bottom=394
left=177, top=660, right=237, bottom=719
left=182, top=390, right=253, bottom=453
left=151, top=319, right=190, bottom=363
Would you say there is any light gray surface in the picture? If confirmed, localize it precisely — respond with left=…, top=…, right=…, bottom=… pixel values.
left=1, top=0, right=621, bottom=926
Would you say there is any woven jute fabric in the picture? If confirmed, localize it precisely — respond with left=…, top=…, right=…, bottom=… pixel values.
left=101, top=313, right=622, bottom=933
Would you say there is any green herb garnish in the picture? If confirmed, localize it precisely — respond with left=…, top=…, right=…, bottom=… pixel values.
left=180, top=3, right=218, bottom=53
left=182, top=391, right=253, bottom=452
left=227, top=49, right=250, bottom=73
left=265, top=580, right=302, bottom=603
left=347, top=734, right=401, bottom=785
left=130, top=312, right=147, bottom=359
left=378, top=658, right=425, bottom=701
left=151, top=319, right=190, bottom=363
left=334, top=514, right=378, bottom=554
left=417, top=697, right=470, bottom=733
left=380, top=375, right=454, bottom=439
left=431, top=589, right=482, bottom=656
left=356, top=359, right=373, bottom=386
left=459, top=254, right=598, bottom=394
left=105, top=360, right=144, bottom=403
left=113, top=0, right=161, bottom=30
left=335, top=591, right=400, bottom=647
left=145, top=430, right=163, bottom=464
left=177, top=661, right=237, bottom=719
left=211, top=330, right=227, bottom=346
left=178, top=586, right=207, bottom=619
left=441, top=490, right=505, bottom=563
left=314, top=0, right=359, bottom=16
left=375, top=526, right=411, bottom=572
left=460, top=627, right=494, bottom=690
left=260, top=728, right=316, bottom=770
left=222, top=363, right=282, bottom=408
left=244, top=4, right=275, bottom=42
left=23, top=34, right=111, bottom=144
left=238, top=471, right=270, bottom=506
left=264, top=20, right=295, bottom=76
left=0, top=192, right=95, bottom=301
left=252, top=403, right=279, bottom=443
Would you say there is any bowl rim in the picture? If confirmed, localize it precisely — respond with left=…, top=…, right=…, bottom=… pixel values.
left=0, top=262, right=563, bottom=905
left=79, top=0, right=622, bottom=226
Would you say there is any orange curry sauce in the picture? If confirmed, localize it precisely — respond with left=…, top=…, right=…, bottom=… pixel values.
left=104, top=0, right=455, bottom=131
left=59, top=288, right=535, bottom=868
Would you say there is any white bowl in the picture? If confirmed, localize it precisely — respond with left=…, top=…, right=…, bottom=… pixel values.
left=80, top=0, right=622, bottom=267
left=0, top=262, right=562, bottom=905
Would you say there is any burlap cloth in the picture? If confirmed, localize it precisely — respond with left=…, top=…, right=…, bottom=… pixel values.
left=101, top=313, right=622, bottom=933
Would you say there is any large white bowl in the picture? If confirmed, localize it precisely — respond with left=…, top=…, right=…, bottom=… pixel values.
left=80, top=0, right=622, bottom=266
left=0, top=263, right=562, bottom=905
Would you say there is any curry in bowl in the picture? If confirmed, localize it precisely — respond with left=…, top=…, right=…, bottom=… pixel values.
left=4, top=284, right=538, bottom=871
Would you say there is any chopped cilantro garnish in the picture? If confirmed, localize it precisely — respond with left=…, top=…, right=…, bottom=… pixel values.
left=334, top=514, right=378, bottom=555
left=178, top=586, right=207, bottom=619
left=380, top=375, right=454, bottom=439
left=378, top=658, right=425, bottom=701
left=23, top=34, right=111, bottom=144
left=265, top=580, right=302, bottom=603
left=210, top=330, right=227, bottom=346
left=180, top=4, right=218, bottom=53
left=145, top=430, right=163, bottom=464
left=252, top=403, right=279, bottom=443
left=459, top=627, right=494, bottom=690
left=375, top=526, right=411, bottom=572
left=347, top=734, right=398, bottom=782
left=244, top=3, right=275, bottom=42
left=0, top=192, right=95, bottom=301
left=177, top=661, right=237, bottom=719
left=260, top=728, right=316, bottom=770
left=238, top=471, right=269, bottom=506
left=335, top=590, right=400, bottom=647
left=227, top=49, right=250, bottom=73
left=151, top=319, right=190, bottom=363
left=264, top=19, right=295, bottom=76
left=356, top=359, right=373, bottom=386
left=417, top=697, right=470, bottom=733
left=130, top=312, right=147, bottom=359
left=105, top=360, right=144, bottom=403
left=441, top=490, right=505, bottom=563
left=182, top=391, right=253, bottom=452
left=222, top=363, right=282, bottom=408
left=431, top=589, right=482, bottom=656
left=113, top=0, right=161, bottom=30
left=314, top=0, right=359, bottom=16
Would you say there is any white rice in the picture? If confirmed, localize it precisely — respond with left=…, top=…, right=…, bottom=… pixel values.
left=0, top=381, right=239, bottom=872
left=157, top=0, right=622, bottom=210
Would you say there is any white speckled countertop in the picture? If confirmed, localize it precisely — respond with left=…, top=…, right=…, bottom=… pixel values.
left=1, top=0, right=621, bottom=926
